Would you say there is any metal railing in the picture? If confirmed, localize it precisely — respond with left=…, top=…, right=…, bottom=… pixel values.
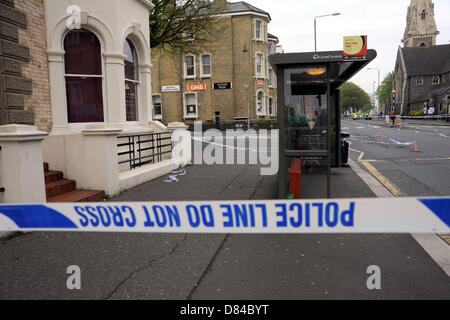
left=117, top=132, right=172, bottom=171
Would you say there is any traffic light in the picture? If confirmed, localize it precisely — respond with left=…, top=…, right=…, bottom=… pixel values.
left=391, top=90, right=396, bottom=113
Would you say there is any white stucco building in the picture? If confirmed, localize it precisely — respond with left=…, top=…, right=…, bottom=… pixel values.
left=0, top=0, right=190, bottom=203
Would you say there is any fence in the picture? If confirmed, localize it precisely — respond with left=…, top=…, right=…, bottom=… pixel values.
left=117, top=132, right=172, bottom=171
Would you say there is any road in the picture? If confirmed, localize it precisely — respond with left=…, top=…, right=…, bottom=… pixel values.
left=0, top=121, right=449, bottom=300
left=343, top=118, right=450, bottom=198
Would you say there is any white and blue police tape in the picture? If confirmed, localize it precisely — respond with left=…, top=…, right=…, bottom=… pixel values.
left=0, top=197, right=448, bottom=233
left=347, top=135, right=416, bottom=146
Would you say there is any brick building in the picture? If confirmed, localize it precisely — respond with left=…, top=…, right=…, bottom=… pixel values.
left=151, top=0, right=281, bottom=125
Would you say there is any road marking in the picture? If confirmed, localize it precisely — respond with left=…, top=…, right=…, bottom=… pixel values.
left=359, top=161, right=406, bottom=197
left=348, top=159, right=393, bottom=198
left=349, top=146, right=365, bottom=161
left=439, top=134, right=448, bottom=138
left=437, top=234, right=450, bottom=246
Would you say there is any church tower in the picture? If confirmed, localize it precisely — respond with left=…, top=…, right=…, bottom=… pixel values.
left=402, top=0, right=439, bottom=47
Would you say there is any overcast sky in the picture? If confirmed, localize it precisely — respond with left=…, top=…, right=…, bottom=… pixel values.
left=256, top=0, right=450, bottom=95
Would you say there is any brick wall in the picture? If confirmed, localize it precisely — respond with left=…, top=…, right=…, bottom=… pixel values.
left=15, top=0, right=51, bottom=132
left=0, top=0, right=33, bottom=125
left=152, top=12, right=278, bottom=125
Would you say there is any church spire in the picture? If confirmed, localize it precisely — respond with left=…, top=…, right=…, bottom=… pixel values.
left=402, top=0, right=439, bottom=47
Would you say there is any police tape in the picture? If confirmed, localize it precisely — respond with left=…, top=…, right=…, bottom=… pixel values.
left=191, top=136, right=260, bottom=152
left=347, top=136, right=416, bottom=146
left=0, top=197, right=448, bottom=233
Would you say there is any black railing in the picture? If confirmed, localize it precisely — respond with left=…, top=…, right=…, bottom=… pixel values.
left=117, top=132, right=172, bottom=170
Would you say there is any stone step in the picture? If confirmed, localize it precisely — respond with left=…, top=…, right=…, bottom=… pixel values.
left=44, top=171, right=63, bottom=184
left=47, top=190, right=105, bottom=203
left=45, top=179, right=76, bottom=199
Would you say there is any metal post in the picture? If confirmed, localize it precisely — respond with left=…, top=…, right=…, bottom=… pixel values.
left=314, top=18, right=317, bottom=52
left=314, top=13, right=341, bottom=52
left=247, top=94, right=251, bottom=129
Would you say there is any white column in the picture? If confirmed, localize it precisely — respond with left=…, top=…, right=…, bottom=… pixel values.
left=139, top=63, right=153, bottom=124
left=104, top=53, right=127, bottom=127
left=0, top=125, right=48, bottom=203
left=47, top=50, right=68, bottom=132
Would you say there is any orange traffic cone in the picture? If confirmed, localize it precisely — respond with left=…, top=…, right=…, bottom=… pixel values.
left=414, top=142, right=418, bottom=152
left=380, top=134, right=383, bottom=143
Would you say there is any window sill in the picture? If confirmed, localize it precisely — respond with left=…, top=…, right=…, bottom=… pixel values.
left=184, top=115, right=198, bottom=119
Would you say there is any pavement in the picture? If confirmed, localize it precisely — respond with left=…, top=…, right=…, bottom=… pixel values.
left=0, top=128, right=449, bottom=299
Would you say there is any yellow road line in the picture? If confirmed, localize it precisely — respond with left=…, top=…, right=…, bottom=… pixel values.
left=437, top=234, right=450, bottom=246
left=359, top=161, right=407, bottom=197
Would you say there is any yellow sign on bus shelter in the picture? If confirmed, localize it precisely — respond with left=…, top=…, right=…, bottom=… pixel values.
left=343, top=35, right=368, bottom=60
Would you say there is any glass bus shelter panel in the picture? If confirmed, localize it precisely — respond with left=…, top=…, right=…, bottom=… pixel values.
left=282, top=67, right=328, bottom=152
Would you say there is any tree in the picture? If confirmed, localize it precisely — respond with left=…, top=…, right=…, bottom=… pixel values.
left=376, top=72, right=394, bottom=110
left=150, top=0, right=222, bottom=51
left=340, top=82, right=372, bottom=114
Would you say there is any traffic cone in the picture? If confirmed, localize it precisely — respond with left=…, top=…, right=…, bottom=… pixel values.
left=414, top=142, right=418, bottom=152
left=380, top=134, right=383, bottom=143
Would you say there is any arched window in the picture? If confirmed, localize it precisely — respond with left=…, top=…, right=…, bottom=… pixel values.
left=257, top=90, right=265, bottom=115
left=268, top=96, right=275, bottom=116
left=124, top=39, right=139, bottom=121
left=64, top=29, right=104, bottom=123
left=421, top=10, right=426, bottom=20
left=432, top=75, right=440, bottom=85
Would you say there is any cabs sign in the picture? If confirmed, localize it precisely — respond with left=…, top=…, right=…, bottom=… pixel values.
left=188, top=84, right=206, bottom=91
left=343, top=35, right=368, bottom=60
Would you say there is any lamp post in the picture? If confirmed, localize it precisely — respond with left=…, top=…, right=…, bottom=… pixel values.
left=368, top=67, right=380, bottom=113
left=314, top=12, right=341, bottom=52
left=243, top=45, right=251, bottom=129
left=372, top=81, right=376, bottom=113
left=243, top=84, right=250, bottom=129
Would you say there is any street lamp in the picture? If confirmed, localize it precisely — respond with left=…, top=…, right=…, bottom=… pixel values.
left=372, top=81, right=376, bottom=113
left=368, top=67, right=380, bottom=113
left=314, top=12, right=341, bottom=52
left=243, top=84, right=250, bottom=129
left=243, top=45, right=251, bottom=129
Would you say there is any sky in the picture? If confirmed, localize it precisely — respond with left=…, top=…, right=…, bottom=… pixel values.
left=255, top=0, right=450, bottom=96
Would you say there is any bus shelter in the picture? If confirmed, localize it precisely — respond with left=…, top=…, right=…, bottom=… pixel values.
left=269, top=50, right=377, bottom=199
